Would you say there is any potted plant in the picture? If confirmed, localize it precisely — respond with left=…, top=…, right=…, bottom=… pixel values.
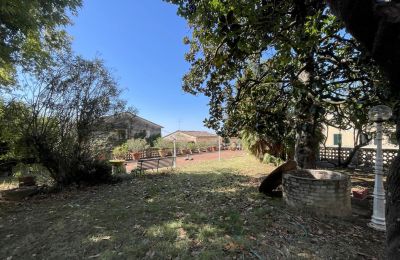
left=187, top=142, right=198, bottom=153
left=126, top=138, right=148, bottom=160
left=154, top=137, right=173, bottom=157
left=112, top=144, right=129, bottom=160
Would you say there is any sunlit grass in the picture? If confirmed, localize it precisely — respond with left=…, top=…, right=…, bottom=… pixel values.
left=0, top=154, right=385, bottom=259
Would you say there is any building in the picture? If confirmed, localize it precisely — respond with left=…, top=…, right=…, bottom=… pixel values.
left=102, top=112, right=163, bottom=142
left=323, top=124, right=397, bottom=149
left=163, top=130, right=219, bottom=144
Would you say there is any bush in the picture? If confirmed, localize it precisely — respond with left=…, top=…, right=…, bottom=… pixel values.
left=20, top=53, right=129, bottom=186
left=153, top=137, right=173, bottom=149
left=75, top=160, right=113, bottom=185
left=112, top=144, right=128, bottom=159
left=262, top=153, right=283, bottom=166
left=126, top=138, right=148, bottom=152
left=187, top=142, right=197, bottom=150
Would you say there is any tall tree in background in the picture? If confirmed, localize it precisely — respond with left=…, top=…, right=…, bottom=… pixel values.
left=0, top=0, right=81, bottom=87
left=166, top=0, right=385, bottom=168
left=328, top=1, right=400, bottom=258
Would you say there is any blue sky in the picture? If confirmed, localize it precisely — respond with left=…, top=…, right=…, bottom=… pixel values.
left=67, top=0, right=211, bottom=136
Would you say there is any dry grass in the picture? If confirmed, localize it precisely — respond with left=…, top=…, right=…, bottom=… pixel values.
left=0, top=155, right=385, bottom=259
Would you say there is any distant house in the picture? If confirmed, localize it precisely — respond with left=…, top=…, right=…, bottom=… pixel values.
left=323, top=124, right=398, bottom=149
left=102, top=112, right=163, bottom=143
left=163, top=130, right=219, bottom=144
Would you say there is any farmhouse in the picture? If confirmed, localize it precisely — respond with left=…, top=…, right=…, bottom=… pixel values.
left=163, top=130, right=218, bottom=144
left=102, top=112, right=163, bottom=142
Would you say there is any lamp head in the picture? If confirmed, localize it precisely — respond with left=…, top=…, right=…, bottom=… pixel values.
left=368, top=105, right=392, bottom=122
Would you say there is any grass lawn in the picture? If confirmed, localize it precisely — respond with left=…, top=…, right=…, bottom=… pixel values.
left=0, top=155, right=385, bottom=259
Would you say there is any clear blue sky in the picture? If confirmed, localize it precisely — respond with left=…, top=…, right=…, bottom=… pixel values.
left=67, top=0, right=212, bottom=136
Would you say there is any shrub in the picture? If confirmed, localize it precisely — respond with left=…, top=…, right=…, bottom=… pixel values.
left=126, top=138, right=148, bottom=152
left=112, top=144, right=128, bottom=159
left=75, top=160, right=114, bottom=185
left=153, top=137, right=173, bottom=149
left=21, top=53, right=130, bottom=186
left=187, top=142, right=197, bottom=150
left=263, top=153, right=283, bottom=166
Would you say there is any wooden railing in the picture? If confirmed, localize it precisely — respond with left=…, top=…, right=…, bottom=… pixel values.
left=123, top=146, right=230, bottom=161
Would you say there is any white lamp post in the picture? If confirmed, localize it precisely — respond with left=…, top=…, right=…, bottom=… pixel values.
left=368, top=105, right=392, bottom=231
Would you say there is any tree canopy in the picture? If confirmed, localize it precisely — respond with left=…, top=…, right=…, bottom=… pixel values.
left=167, top=0, right=388, bottom=167
left=0, top=0, right=82, bottom=87
left=327, top=1, right=400, bottom=258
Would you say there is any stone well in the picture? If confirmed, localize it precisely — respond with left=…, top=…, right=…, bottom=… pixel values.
left=282, top=169, right=351, bottom=217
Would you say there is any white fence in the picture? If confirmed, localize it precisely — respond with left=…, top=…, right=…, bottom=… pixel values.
left=319, top=146, right=398, bottom=167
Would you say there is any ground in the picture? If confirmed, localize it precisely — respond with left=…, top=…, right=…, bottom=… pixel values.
left=0, top=152, right=385, bottom=259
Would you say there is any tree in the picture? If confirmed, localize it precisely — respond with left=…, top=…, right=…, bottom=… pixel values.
left=167, top=0, right=385, bottom=168
left=0, top=0, right=81, bottom=87
left=327, top=1, right=400, bottom=258
left=20, top=52, right=128, bottom=186
left=0, top=99, right=35, bottom=175
left=169, top=0, right=399, bottom=257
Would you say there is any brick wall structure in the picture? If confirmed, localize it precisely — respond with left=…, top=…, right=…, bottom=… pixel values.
left=282, top=170, right=352, bottom=217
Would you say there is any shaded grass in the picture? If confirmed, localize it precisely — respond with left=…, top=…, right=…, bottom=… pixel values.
left=0, top=155, right=385, bottom=259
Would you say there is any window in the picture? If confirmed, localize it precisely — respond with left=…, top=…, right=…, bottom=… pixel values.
left=117, top=129, right=126, bottom=140
left=389, top=133, right=398, bottom=145
left=333, top=134, right=342, bottom=145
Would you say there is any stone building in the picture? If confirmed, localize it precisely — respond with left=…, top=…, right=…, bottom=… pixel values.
left=102, top=112, right=163, bottom=143
left=163, top=130, right=219, bottom=144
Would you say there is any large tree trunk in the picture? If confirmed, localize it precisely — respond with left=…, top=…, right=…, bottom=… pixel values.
left=328, top=1, right=400, bottom=258
left=294, top=94, right=322, bottom=169
left=386, top=101, right=400, bottom=259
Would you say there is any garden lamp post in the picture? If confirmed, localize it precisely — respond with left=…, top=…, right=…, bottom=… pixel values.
left=368, top=105, right=392, bottom=231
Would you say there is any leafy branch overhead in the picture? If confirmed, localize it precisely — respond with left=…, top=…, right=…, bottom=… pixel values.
left=169, top=0, right=386, bottom=127
left=0, top=0, right=82, bottom=87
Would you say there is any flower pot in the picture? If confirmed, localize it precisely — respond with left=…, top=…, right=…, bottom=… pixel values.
left=18, top=176, right=36, bottom=187
left=133, top=152, right=141, bottom=160
left=158, top=149, right=168, bottom=157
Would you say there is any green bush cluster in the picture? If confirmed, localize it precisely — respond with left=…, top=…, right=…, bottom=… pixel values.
left=262, top=153, right=283, bottom=166
left=126, top=138, right=148, bottom=152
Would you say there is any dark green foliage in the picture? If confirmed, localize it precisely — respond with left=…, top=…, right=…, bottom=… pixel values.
left=146, top=134, right=161, bottom=147
left=327, top=1, right=400, bottom=258
left=0, top=0, right=82, bottom=86
left=166, top=0, right=387, bottom=168
left=133, top=130, right=147, bottom=139
left=75, top=160, right=114, bottom=185
left=20, top=52, right=128, bottom=186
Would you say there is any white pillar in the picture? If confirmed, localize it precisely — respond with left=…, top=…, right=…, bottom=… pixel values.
left=173, top=138, right=176, bottom=168
left=369, top=122, right=386, bottom=231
